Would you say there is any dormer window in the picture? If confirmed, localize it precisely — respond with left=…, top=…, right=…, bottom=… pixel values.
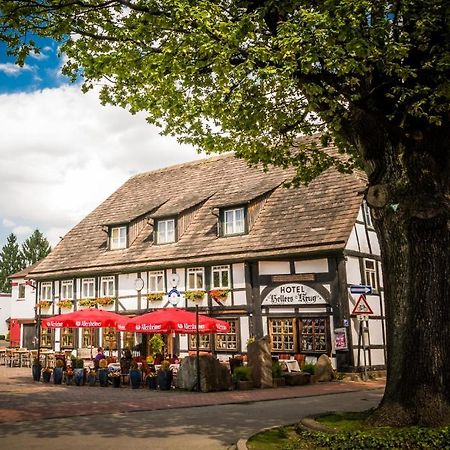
left=110, top=226, right=127, bottom=249
left=156, top=218, right=176, bottom=244
left=223, top=207, right=246, bottom=236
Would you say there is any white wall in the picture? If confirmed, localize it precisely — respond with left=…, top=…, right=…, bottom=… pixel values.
left=0, top=294, right=11, bottom=336
left=295, top=258, right=328, bottom=273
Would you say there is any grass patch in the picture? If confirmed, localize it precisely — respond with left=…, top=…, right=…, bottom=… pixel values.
left=247, top=411, right=450, bottom=450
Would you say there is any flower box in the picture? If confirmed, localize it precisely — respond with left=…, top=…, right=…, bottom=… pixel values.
left=57, top=299, right=73, bottom=309
left=184, top=290, right=206, bottom=301
left=37, top=300, right=52, bottom=309
left=78, top=298, right=96, bottom=307
left=146, top=292, right=165, bottom=302
left=208, top=289, right=230, bottom=302
left=96, top=297, right=114, bottom=306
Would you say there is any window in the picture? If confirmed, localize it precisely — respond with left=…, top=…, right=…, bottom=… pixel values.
left=82, top=328, right=98, bottom=348
left=81, top=278, right=95, bottom=298
left=212, top=265, right=230, bottom=288
left=40, top=327, right=52, bottom=348
left=187, top=267, right=205, bottom=290
left=215, top=319, right=238, bottom=351
left=223, top=207, right=245, bottom=236
left=61, top=328, right=74, bottom=348
left=100, top=276, right=115, bottom=297
left=149, top=271, right=165, bottom=292
left=299, top=318, right=328, bottom=353
left=123, top=332, right=135, bottom=351
left=363, top=202, right=374, bottom=228
left=102, top=327, right=117, bottom=350
left=18, top=284, right=26, bottom=299
left=61, top=280, right=73, bottom=300
left=110, top=226, right=127, bottom=249
left=269, top=318, right=296, bottom=352
left=364, top=259, right=378, bottom=291
left=40, top=282, right=52, bottom=301
left=189, top=334, right=211, bottom=351
left=156, top=219, right=176, bottom=244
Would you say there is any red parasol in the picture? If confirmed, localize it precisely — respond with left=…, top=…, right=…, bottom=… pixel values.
left=124, top=308, right=231, bottom=334
left=43, top=308, right=128, bottom=329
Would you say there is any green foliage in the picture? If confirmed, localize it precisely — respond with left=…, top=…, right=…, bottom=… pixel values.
left=1, top=1, right=448, bottom=185
left=21, top=230, right=51, bottom=266
left=74, top=358, right=84, bottom=369
left=232, top=365, right=252, bottom=382
left=149, top=334, right=164, bottom=355
left=301, top=362, right=316, bottom=375
left=272, top=361, right=283, bottom=379
left=0, top=233, right=24, bottom=293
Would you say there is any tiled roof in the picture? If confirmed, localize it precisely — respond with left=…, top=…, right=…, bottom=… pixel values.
left=9, top=260, right=43, bottom=279
left=30, top=144, right=366, bottom=279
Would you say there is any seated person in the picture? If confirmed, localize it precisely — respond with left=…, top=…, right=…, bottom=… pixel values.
left=93, top=347, right=106, bottom=370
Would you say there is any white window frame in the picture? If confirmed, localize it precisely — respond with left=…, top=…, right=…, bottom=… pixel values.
left=40, top=282, right=52, bottom=301
left=148, top=270, right=165, bottom=293
left=364, top=259, right=378, bottom=292
left=61, top=280, right=74, bottom=300
left=363, top=202, right=374, bottom=229
left=187, top=267, right=205, bottom=290
left=223, top=207, right=245, bottom=236
left=81, top=278, right=96, bottom=298
left=110, top=226, right=127, bottom=250
left=211, top=265, right=231, bottom=289
left=18, top=283, right=26, bottom=299
left=100, top=276, right=115, bottom=297
left=156, top=219, right=176, bottom=244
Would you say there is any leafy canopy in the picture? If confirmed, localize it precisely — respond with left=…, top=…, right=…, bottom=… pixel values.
left=1, top=1, right=449, bottom=183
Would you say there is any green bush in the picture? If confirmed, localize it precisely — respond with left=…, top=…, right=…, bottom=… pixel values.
left=0, top=335, right=5, bottom=340
left=301, top=362, right=316, bottom=375
left=233, top=365, right=252, bottom=382
left=272, top=361, right=283, bottom=378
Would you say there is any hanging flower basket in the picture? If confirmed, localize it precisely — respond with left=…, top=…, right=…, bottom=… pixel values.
left=78, top=298, right=96, bottom=307
left=208, top=289, right=230, bottom=302
left=184, top=290, right=206, bottom=301
left=96, top=297, right=114, bottom=306
left=57, top=299, right=73, bottom=309
left=146, top=292, right=165, bottom=302
left=37, top=300, right=52, bottom=309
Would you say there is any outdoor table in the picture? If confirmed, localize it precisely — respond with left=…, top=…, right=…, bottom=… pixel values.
left=16, top=349, right=30, bottom=367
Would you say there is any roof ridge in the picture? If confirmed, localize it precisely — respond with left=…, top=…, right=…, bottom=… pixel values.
left=130, top=152, right=235, bottom=180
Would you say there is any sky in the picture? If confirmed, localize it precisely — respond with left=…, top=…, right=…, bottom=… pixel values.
left=0, top=37, right=205, bottom=250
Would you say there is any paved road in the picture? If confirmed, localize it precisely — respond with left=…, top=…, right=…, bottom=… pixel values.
left=0, top=389, right=383, bottom=449
left=0, top=366, right=384, bottom=449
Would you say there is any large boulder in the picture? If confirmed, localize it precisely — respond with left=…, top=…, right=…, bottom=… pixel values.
left=314, top=354, right=335, bottom=382
left=247, top=335, right=273, bottom=388
left=175, top=355, right=232, bottom=392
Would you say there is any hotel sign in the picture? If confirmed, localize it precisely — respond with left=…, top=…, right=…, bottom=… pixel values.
left=262, top=283, right=325, bottom=306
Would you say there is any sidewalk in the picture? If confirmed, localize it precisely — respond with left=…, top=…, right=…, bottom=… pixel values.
left=0, top=366, right=385, bottom=423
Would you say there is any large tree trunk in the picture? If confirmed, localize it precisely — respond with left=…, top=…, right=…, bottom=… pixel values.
left=362, top=130, right=450, bottom=427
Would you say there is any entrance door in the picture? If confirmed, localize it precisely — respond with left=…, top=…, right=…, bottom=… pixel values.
left=22, top=324, right=36, bottom=349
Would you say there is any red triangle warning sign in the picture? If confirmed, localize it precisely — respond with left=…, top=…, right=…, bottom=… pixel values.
left=351, top=295, right=374, bottom=315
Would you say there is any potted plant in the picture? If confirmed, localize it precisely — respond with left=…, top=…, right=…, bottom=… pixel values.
left=65, top=367, right=74, bottom=385
left=129, top=361, right=141, bottom=389
left=42, top=366, right=52, bottom=383
left=184, top=290, right=206, bottom=301
left=98, top=358, right=109, bottom=387
left=73, top=358, right=85, bottom=385
left=146, top=292, right=164, bottom=302
left=57, top=299, right=73, bottom=309
left=53, top=359, right=64, bottom=384
left=109, top=370, right=121, bottom=388
left=32, top=357, right=41, bottom=382
left=208, top=289, right=230, bottom=302
left=87, top=368, right=97, bottom=386
left=232, top=366, right=253, bottom=390
left=149, top=334, right=164, bottom=356
left=157, top=360, right=173, bottom=390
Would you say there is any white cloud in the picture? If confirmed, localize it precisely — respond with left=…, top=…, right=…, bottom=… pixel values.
left=0, top=62, right=34, bottom=76
left=0, top=86, right=205, bottom=247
